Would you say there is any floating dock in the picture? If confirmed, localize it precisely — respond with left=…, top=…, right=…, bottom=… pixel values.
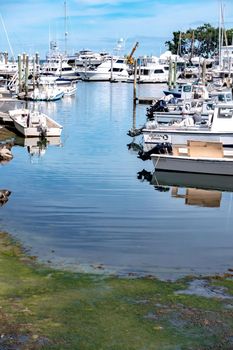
left=136, top=96, right=157, bottom=104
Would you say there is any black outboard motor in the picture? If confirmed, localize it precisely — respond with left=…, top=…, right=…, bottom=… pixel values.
left=138, top=142, right=172, bottom=161
left=146, top=99, right=169, bottom=118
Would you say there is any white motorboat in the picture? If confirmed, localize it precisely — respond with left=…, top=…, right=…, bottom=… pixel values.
left=59, top=82, right=77, bottom=96
left=143, top=103, right=233, bottom=150
left=41, top=55, right=77, bottom=80
left=151, top=140, right=233, bottom=176
left=128, top=63, right=169, bottom=83
left=77, top=57, right=129, bottom=82
left=26, top=85, right=64, bottom=101
left=9, top=109, right=63, bottom=137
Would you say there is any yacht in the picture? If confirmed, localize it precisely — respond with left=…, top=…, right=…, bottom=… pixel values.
left=41, top=41, right=77, bottom=80
left=128, top=63, right=169, bottom=83
left=41, top=56, right=77, bottom=79
left=71, top=49, right=108, bottom=68
left=77, top=57, right=129, bottom=82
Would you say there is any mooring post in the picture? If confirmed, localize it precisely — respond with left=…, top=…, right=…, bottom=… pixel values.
left=25, top=55, right=29, bottom=98
left=32, top=56, right=36, bottom=91
left=110, top=55, right=113, bottom=82
left=18, top=54, right=22, bottom=93
left=133, top=60, right=137, bottom=104
left=173, top=59, right=177, bottom=88
left=168, top=59, right=173, bottom=90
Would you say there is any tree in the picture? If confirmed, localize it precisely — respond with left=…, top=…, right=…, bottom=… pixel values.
left=165, top=23, right=233, bottom=58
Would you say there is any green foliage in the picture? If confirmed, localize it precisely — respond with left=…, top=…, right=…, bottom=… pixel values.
left=165, top=23, right=233, bottom=58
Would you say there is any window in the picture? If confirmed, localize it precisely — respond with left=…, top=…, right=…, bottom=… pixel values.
left=154, top=69, right=164, bottom=74
left=183, top=85, right=192, bottom=92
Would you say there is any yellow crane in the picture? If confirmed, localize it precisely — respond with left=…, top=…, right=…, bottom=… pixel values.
left=126, top=41, right=139, bottom=65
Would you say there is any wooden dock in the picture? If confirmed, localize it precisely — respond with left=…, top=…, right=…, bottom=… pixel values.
left=136, top=96, right=158, bottom=104
left=0, top=111, right=13, bottom=124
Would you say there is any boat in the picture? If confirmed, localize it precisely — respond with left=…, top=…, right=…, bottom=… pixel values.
left=70, top=49, right=107, bottom=68
left=59, top=82, right=77, bottom=96
left=143, top=103, right=233, bottom=150
left=41, top=42, right=77, bottom=80
left=77, top=57, right=129, bottom=82
left=26, top=85, right=64, bottom=101
left=151, top=140, right=233, bottom=176
left=9, top=108, right=63, bottom=137
left=128, top=63, right=169, bottom=83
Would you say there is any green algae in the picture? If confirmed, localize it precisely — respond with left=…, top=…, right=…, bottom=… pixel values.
left=0, top=232, right=232, bottom=349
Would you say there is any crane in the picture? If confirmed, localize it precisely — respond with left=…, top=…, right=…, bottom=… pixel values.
left=126, top=42, right=139, bottom=65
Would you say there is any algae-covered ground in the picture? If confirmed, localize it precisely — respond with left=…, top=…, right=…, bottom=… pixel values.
left=0, top=232, right=233, bottom=350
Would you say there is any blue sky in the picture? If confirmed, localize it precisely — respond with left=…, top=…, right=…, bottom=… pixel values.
left=0, top=0, right=233, bottom=59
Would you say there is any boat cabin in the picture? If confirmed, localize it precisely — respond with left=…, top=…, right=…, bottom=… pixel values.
left=210, top=104, right=233, bottom=132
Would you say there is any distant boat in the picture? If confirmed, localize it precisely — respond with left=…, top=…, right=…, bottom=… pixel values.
left=9, top=108, right=63, bottom=137
left=77, top=57, right=129, bottom=82
left=128, top=63, right=169, bottom=83
left=59, top=82, right=77, bottom=96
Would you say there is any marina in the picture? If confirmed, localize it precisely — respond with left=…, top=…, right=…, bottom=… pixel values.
left=0, top=81, right=232, bottom=280
left=1, top=1, right=233, bottom=347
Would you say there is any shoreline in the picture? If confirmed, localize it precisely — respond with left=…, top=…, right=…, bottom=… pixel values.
left=0, top=230, right=233, bottom=349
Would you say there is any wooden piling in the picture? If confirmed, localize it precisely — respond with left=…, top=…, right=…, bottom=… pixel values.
left=133, top=61, right=137, bottom=104
left=18, top=54, right=22, bottom=93
left=25, top=55, right=29, bottom=97
left=168, top=59, right=173, bottom=89
left=110, top=56, right=113, bottom=82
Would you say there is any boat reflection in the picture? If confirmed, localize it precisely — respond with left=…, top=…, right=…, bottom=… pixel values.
left=15, top=136, right=62, bottom=157
left=170, top=187, right=221, bottom=208
left=138, top=169, right=233, bottom=208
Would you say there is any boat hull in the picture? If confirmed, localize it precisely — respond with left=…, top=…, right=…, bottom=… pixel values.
left=143, top=130, right=233, bottom=151
left=13, top=121, right=62, bottom=137
left=151, top=154, right=233, bottom=176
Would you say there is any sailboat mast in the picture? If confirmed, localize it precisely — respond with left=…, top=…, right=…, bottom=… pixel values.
left=64, top=0, right=68, bottom=55
left=218, top=0, right=223, bottom=68
left=0, top=14, right=14, bottom=60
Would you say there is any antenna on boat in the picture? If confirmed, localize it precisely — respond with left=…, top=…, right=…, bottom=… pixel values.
left=0, top=14, right=15, bottom=60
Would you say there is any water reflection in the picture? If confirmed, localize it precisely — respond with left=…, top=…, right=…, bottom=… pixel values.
left=0, top=189, right=11, bottom=207
left=138, top=169, right=233, bottom=208
left=171, top=187, right=222, bottom=208
left=15, top=136, right=62, bottom=158
left=0, top=128, right=62, bottom=159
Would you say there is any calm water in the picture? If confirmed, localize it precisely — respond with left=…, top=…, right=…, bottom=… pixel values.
left=0, top=82, right=233, bottom=280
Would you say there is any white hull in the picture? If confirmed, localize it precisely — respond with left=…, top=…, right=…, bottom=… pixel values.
left=143, top=131, right=233, bottom=150
left=79, top=72, right=128, bottom=81
left=151, top=154, right=233, bottom=175
left=9, top=109, right=63, bottom=138
left=14, top=122, right=62, bottom=137
left=143, top=104, right=233, bottom=150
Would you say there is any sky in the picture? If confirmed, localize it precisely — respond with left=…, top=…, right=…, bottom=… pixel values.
left=0, top=0, right=233, bottom=59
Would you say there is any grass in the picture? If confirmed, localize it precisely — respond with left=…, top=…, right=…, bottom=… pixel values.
left=0, top=232, right=232, bottom=349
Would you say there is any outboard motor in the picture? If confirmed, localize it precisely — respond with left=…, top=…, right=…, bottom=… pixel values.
left=138, top=142, right=172, bottom=161
left=146, top=99, right=169, bottom=118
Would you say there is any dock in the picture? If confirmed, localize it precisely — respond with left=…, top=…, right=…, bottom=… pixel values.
left=0, top=111, right=14, bottom=125
left=136, top=96, right=157, bottom=104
